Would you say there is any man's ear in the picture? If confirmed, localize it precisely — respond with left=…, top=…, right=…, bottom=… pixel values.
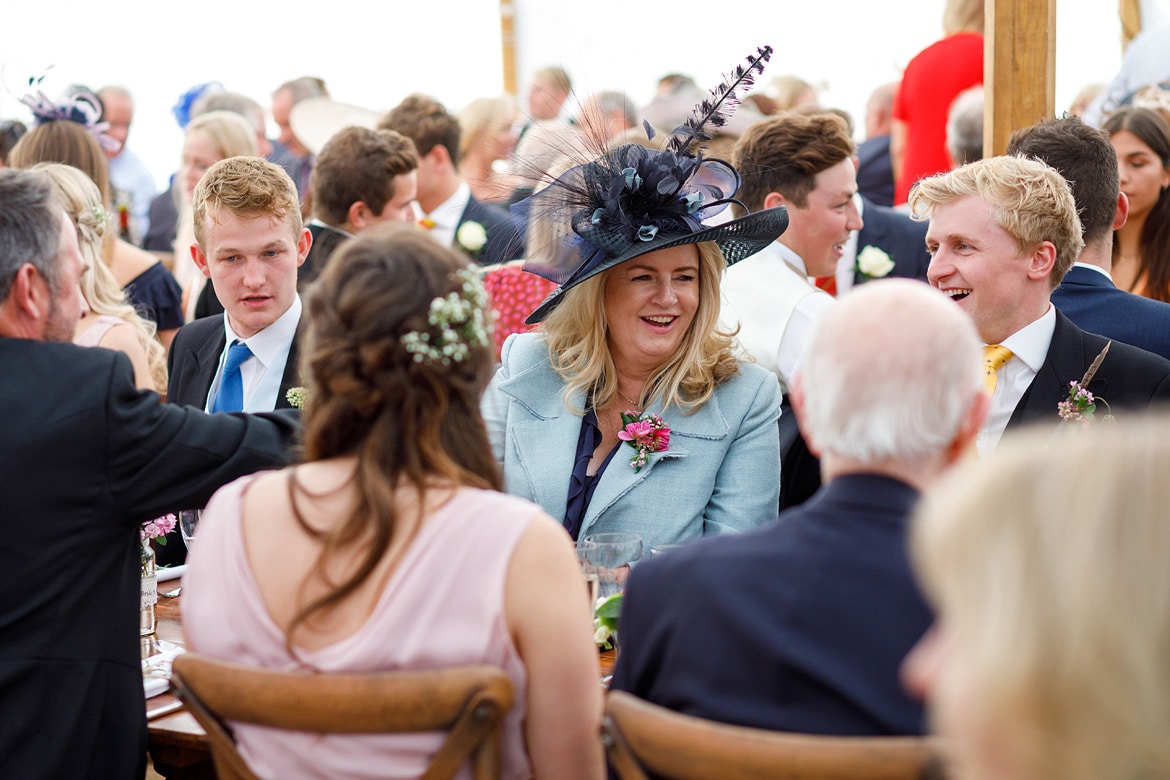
left=1114, top=191, right=1129, bottom=231
left=347, top=201, right=370, bottom=231
left=428, top=144, right=451, bottom=170
left=1026, top=241, right=1057, bottom=281
left=763, top=191, right=788, bottom=211
left=11, top=264, right=44, bottom=319
left=788, top=373, right=822, bottom=457
left=191, top=243, right=211, bottom=279
left=946, top=389, right=991, bottom=464
left=295, top=227, right=312, bottom=268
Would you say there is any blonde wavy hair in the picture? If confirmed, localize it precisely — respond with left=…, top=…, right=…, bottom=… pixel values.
left=912, top=419, right=1170, bottom=780
left=35, top=162, right=167, bottom=393
left=540, top=241, right=738, bottom=414
left=908, top=155, right=1084, bottom=289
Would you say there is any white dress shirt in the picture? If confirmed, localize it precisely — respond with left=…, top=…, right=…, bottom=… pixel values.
left=721, top=240, right=834, bottom=391
left=418, top=181, right=471, bottom=250
left=977, top=304, right=1056, bottom=453
left=206, top=295, right=302, bottom=413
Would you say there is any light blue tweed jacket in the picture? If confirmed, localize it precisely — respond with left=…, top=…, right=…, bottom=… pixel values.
left=480, top=333, right=782, bottom=549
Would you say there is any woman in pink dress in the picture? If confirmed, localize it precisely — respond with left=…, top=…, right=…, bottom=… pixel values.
left=183, top=223, right=603, bottom=780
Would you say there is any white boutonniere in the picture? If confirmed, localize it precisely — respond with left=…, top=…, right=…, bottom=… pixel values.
left=456, top=221, right=488, bottom=258
left=856, top=245, right=895, bottom=280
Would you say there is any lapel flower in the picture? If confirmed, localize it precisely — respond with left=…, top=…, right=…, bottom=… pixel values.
left=856, top=245, right=895, bottom=279
left=618, top=411, right=670, bottom=472
left=1058, top=341, right=1114, bottom=426
left=285, top=386, right=308, bottom=409
left=456, top=220, right=488, bottom=257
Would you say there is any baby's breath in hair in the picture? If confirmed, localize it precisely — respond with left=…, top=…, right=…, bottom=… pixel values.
left=401, top=269, right=491, bottom=365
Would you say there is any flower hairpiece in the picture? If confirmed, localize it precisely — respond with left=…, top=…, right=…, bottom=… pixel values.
left=91, top=204, right=109, bottom=227
left=1058, top=341, right=1114, bottom=426
left=19, top=88, right=120, bottom=153
left=401, top=269, right=491, bottom=365
left=618, top=411, right=670, bottom=472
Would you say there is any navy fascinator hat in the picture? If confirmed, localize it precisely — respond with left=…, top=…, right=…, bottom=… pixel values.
left=515, top=46, right=788, bottom=324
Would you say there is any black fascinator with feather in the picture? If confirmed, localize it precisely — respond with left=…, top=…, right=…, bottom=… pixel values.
left=515, top=46, right=787, bottom=324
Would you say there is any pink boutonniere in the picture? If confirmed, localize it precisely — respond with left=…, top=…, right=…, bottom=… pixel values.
left=618, top=411, right=670, bottom=472
left=1057, top=341, right=1114, bottom=426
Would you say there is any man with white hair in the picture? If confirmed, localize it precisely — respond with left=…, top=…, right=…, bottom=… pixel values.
left=611, top=279, right=988, bottom=736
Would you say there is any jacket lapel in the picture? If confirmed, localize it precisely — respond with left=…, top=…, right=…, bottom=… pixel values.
left=275, top=313, right=307, bottom=409
left=579, top=395, right=728, bottom=539
left=1009, top=310, right=1109, bottom=427
left=191, top=328, right=227, bottom=408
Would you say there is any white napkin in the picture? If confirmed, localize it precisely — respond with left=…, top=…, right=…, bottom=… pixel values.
left=142, top=640, right=185, bottom=698
left=157, top=564, right=187, bottom=582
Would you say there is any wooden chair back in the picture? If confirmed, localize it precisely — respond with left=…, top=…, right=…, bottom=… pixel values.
left=170, top=653, right=515, bottom=780
left=603, top=690, right=944, bottom=780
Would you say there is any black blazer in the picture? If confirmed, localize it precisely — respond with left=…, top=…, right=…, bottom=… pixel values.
left=612, top=474, right=932, bottom=736
left=1008, top=309, right=1170, bottom=427
left=0, top=339, right=297, bottom=779
left=1050, top=265, right=1170, bottom=361
left=298, top=222, right=350, bottom=290
left=855, top=136, right=895, bottom=207
left=459, top=195, right=524, bottom=266
left=167, top=313, right=304, bottom=412
left=854, top=196, right=931, bottom=286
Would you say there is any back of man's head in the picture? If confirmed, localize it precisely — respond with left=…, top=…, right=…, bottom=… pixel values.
left=192, top=156, right=302, bottom=248
left=311, top=127, right=419, bottom=226
left=1007, top=116, right=1119, bottom=245
left=733, top=111, right=854, bottom=212
left=0, top=168, right=61, bottom=304
left=797, top=280, right=982, bottom=468
left=379, top=94, right=462, bottom=166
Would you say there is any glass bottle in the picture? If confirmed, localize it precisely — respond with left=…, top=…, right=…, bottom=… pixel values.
left=140, top=541, right=157, bottom=636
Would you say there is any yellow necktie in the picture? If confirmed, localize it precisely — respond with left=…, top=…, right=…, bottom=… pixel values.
left=983, top=344, right=1014, bottom=393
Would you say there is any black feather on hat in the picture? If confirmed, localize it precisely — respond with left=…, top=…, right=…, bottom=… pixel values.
left=513, top=46, right=788, bottom=324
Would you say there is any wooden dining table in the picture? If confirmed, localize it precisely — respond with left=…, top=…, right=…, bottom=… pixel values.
left=145, top=580, right=617, bottom=779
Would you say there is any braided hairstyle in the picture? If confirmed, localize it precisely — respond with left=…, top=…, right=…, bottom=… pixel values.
left=285, top=222, right=500, bottom=648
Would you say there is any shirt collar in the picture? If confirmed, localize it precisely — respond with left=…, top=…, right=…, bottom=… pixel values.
left=223, top=295, right=302, bottom=368
left=772, top=240, right=808, bottom=276
left=422, top=181, right=471, bottom=230
left=998, top=303, right=1056, bottom=373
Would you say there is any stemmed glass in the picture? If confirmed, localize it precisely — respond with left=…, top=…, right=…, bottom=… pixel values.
left=578, top=532, right=644, bottom=600
left=178, top=510, right=200, bottom=550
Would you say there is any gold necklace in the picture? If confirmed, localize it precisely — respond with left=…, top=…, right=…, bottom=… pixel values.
left=617, top=389, right=641, bottom=411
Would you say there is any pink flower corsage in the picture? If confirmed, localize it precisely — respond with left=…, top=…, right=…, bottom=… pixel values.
left=618, top=411, right=670, bottom=472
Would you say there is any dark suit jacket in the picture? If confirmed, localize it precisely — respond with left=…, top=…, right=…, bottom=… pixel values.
left=855, top=136, right=895, bottom=207
left=1008, top=309, right=1170, bottom=428
left=611, top=474, right=932, bottom=736
left=0, top=339, right=297, bottom=780
left=460, top=195, right=524, bottom=266
left=299, top=222, right=350, bottom=290
left=1050, top=265, right=1170, bottom=361
left=854, top=196, right=931, bottom=286
left=166, top=314, right=303, bottom=412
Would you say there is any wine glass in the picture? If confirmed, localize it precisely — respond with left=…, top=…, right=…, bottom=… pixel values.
left=579, top=531, right=643, bottom=600
left=178, top=510, right=201, bottom=550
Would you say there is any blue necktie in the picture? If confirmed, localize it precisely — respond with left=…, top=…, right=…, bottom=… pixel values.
left=211, top=341, right=253, bottom=413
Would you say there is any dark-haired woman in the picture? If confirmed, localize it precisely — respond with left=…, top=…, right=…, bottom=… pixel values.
left=1106, top=106, right=1170, bottom=301
left=183, top=224, right=603, bottom=780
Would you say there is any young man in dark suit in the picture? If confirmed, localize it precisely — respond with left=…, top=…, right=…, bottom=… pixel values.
left=1007, top=116, right=1170, bottom=361
left=913, top=154, right=1170, bottom=452
left=612, top=280, right=988, bottom=736
left=0, top=168, right=297, bottom=779
left=379, top=93, right=524, bottom=265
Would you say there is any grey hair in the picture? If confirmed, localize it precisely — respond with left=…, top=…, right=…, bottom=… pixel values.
left=591, top=90, right=638, bottom=128
left=0, top=168, right=63, bottom=303
left=798, top=279, right=982, bottom=465
left=192, top=90, right=267, bottom=136
left=947, top=86, right=985, bottom=165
